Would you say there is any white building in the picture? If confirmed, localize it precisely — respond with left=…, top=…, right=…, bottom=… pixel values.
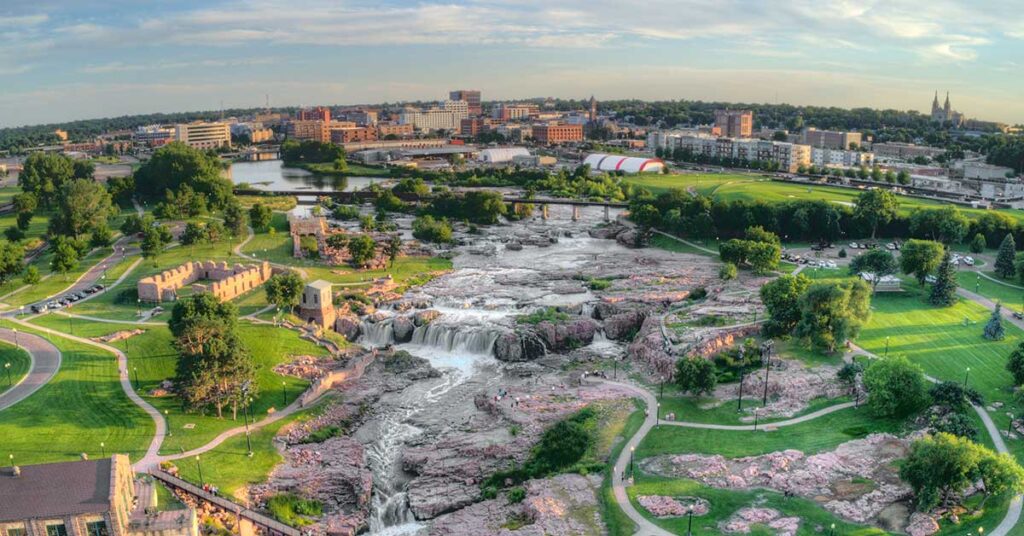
left=583, top=153, right=665, bottom=173
left=649, top=131, right=810, bottom=173
left=477, top=147, right=531, bottom=164
left=398, top=100, right=469, bottom=132
left=811, top=147, right=875, bottom=168
left=173, top=122, right=231, bottom=150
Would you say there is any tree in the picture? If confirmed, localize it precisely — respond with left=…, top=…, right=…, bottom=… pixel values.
left=174, top=317, right=256, bottom=419
left=747, top=241, right=781, bottom=275
left=929, top=249, right=958, bottom=307
left=249, top=203, right=273, bottom=232
left=169, top=292, right=239, bottom=338
left=50, top=238, right=80, bottom=280
left=264, top=272, right=304, bottom=312
left=929, top=381, right=974, bottom=414
left=674, top=356, right=717, bottom=395
left=0, top=242, right=25, bottom=286
left=899, top=239, right=944, bottom=286
left=1007, top=342, right=1024, bottom=385
left=384, top=234, right=402, bottom=268
left=793, top=280, right=872, bottom=352
left=181, top=222, right=208, bottom=246
left=995, top=233, right=1017, bottom=279
left=22, top=265, right=40, bottom=285
left=975, top=451, right=1024, bottom=509
left=863, top=355, right=928, bottom=417
left=836, top=362, right=863, bottom=394
left=223, top=201, right=248, bottom=237
left=970, top=233, right=987, bottom=254
left=12, top=192, right=37, bottom=231
left=18, top=152, right=75, bottom=206
left=984, top=303, right=1005, bottom=341
left=899, top=432, right=982, bottom=510
left=897, top=170, right=911, bottom=185
left=854, top=189, right=898, bottom=239
left=412, top=216, right=453, bottom=243
left=909, top=207, right=967, bottom=244
left=89, top=223, right=113, bottom=248
left=760, top=273, right=811, bottom=337
left=134, top=142, right=233, bottom=208
left=347, top=234, right=377, bottom=268
left=47, top=178, right=114, bottom=239
left=141, top=223, right=172, bottom=262
left=719, top=262, right=737, bottom=280
left=848, top=249, right=897, bottom=292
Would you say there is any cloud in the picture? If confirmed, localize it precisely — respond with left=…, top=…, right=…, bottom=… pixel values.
left=0, top=13, right=48, bottom=27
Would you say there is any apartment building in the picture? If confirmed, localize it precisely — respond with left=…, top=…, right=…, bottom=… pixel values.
left=297, top=106, right=331, bottom=122
left=871, top=142, right=945, bottom=160
left=714, top=110, right=753, bottom=138
left=449, top=90, right=482, bottom=115
left=330, top=126, right=377, bottom=144
left=650, top=132, right=810, bottom=172
left=531, top=123, right=584, bottom=145
left=460, top=117, right=494, bottom=137
left=376, top=123, right=414, bottom=138
left=398, top=100, right=469, bottom=132
left=811, top=147, right=875, bottom=168
left=287, top=120, right=330, bottom=143
left=492, top=103, right=538, bottom=121
left=803, top=128, right=863, bottom=150
left=173, top=122, right=231, bottom=150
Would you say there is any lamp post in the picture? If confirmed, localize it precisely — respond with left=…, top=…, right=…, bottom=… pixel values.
left=136, top=299, right=141, bottom=317
left=686, top=506, right=694, bottom=536
left=100, top=442, right=105, bottom=458
left=964, top=367, right=971, bottom=389
left=4, top=362, right=10, bottom=387
left=753, top=409, right=760, bottom=431
left=165, top=410, right=172, bottom=437
left=977, top=274, right=981, bottom=294
left=243, top=398, right=253, bottom=457
left=1008, top=414, right=1015, bottom=438
left=761, top=342, right=773, bottom=405
left=737, top=363, right=746, bottom=412
left=629, top=446, right=634, bottom=478
left=281, top=381, right=287, bottom=406
left=133, top=366, right=139, bottom=391
left=12, top=328, right=18, bottom=350
left=196, top=455, right=204, bottom=487
left=656, top=403, right=661, bottom=427
left=8, top=454, right=12, bottom=468
left=884, top=336, right=890, bottom=356
left=830, top=523, right=836, bottom=536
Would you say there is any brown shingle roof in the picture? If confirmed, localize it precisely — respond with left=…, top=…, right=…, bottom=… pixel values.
left=0, top=459, right=113, bottom=521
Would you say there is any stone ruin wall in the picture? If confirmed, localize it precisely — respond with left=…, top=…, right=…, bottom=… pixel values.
left=137, top=260, right=272, bottom=303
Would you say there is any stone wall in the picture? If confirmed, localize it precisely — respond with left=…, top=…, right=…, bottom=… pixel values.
left=137, top=261, right=272, bottom=303
left=299, top=352, right=376, bottom=407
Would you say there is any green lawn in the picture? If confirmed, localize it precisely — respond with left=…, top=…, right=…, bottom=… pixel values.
left=0, top=340, right=31, bottom=396
left=958, top=271, right=1024, bottom=313
left=0, top=321, right=154, bottom=464
left=601, top=400, right=646, bottom=536
left=636, top=406, right=907, bottom=459
left=173, top=405, right=320, bottom=500
left=26, top=315, right=326, bottom=454
left=857, top=292, right=1021, bottom=405
left=2, top=246, right=114, bottom=309
left=649, top=233, right=719, bottom=257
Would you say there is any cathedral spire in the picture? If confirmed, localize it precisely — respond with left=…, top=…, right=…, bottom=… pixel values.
left=944, top=92, right=951, bottom=114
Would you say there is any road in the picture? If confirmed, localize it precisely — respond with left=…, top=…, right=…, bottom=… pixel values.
left=0, top=328, right=61, bottom=411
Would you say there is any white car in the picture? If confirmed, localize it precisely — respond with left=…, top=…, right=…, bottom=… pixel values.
left=824, top=261, right=838, bottom=269
left=886, top=243, right=896, bottom=250
left=926, top=275, right=937, bottom=283
left=964, top=256, right=975, bottom=266
left=849, top=242, right=858, bottom=249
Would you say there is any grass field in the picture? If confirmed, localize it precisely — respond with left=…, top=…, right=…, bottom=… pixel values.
left=601, top=400, right=646, bottom=536
left=0, top=321, right=154, bottom=464
left=624, top=174, right=1024, bottom=224
left=649, top=233, right=719, bottom=257
left=0, top=340, right=31, bottom=396
left=26, top=315, right=326, bottom=454
left=636, top=406, right=907, bottom=459
left=857, top=291, right=1021, bottom=405
left=957, top=271, right=1024, bottom=312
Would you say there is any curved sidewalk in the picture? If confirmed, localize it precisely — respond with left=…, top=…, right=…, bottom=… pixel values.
left=0, top=328, right=61, bottom=412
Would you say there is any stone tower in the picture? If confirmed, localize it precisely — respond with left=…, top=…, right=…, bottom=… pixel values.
left=298, top=279, right=336, bottom=329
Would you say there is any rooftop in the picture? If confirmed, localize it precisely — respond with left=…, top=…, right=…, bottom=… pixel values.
left=0, top=458, right=113, bottom=521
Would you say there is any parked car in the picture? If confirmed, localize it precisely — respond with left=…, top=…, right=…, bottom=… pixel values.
left=926, top=275, right=937, bottom=284
left=31, top=304, right=47, bottom=314
left=849, top=242, right=859, bottom=249
left=964, top=257, right=975, bottom=266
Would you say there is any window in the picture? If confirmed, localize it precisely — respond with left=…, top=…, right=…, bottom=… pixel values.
left=86, top=521, right=108, bottom=536
left=7, top=527, right=27, bottom=536
left=45, top=524, right=67, bottom=536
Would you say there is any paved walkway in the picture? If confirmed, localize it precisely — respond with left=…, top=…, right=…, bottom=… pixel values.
left=0, top=328, right=61, bottom=412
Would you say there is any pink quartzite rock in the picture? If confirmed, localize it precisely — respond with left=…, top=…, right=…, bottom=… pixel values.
left=905, top=513, right=940, bottom=536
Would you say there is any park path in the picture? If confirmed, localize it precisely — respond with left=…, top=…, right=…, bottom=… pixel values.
left=650, top=229, right=717, bottom=255
left=0, top=328, right=60, bottom=412
left=231, top=223, right=310, bottom=279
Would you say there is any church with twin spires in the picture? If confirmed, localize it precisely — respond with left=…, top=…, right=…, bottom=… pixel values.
left=930, top=91, right=964, bottom=126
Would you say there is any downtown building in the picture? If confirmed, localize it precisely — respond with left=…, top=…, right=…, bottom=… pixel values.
left=449, top=90, right=482, bottom=116
left=398, top=100, right=469, bottom=132
left=649, top=132, right=810, bottom=173
left=810, top=146, right=875, bottom=168
left=802, top=128, right=863, bottom=150
left=173, top=122, right=231, bottom=150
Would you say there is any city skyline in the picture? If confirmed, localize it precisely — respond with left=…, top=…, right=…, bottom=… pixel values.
left=2, top=0, right=1024, bottom=128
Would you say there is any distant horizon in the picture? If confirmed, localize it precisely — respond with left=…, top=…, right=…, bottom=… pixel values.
left=3, top=0, right=1023, bottom=128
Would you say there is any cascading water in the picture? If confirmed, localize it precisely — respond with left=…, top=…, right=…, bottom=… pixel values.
left=408, top=323, right=501, bottom=355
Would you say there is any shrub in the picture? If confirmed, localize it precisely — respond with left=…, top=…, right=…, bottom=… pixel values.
left=587, top=278, right=612, bottom=291
left=687, top=287, right=708, bottom=300
left=507, top=487, right=526, bottom=504
left=970, top=233, right=987, bottom=253
left=332, top=205, right=360, bottom=220
left=412, top=215, right=453, bottom=244
left=719, top=262, right=737, bottom=280
left=516, top=307, right=569, bottom=325
left=838, top=248, right=847, bottom=258
left=266, top=493, right=324, bottom=527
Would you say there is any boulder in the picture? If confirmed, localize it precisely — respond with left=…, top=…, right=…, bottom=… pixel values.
left=335, top=315, right=361, bottom=341
left=413, top=309, right=442, bottom=327
left=494, top=331, right=547, bottom=362
left=592, top=301, right=622, bottom=321
left=604, top=310, right=647, bottom=340
left=905, top=513, right=940, bottom=536
left=392, top=315, right=415, bottom=343
left=534, top=318, right=599, bottom=352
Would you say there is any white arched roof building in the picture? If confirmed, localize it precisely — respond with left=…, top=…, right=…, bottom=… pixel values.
left=583, top=153, right=664, bottom=173
left=477, top=147, right=531, bottom=163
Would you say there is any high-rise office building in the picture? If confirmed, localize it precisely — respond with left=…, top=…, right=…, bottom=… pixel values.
left=714, top=110, right=753, bottom=138
left=449, top=90, right=482, bottom=116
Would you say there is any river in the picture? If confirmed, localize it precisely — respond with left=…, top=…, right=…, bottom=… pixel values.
left=228, top=160, right=389, bottom=192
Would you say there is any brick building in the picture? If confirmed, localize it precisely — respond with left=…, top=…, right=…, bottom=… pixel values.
left=297, top=106, right=331, bottom=122
left=137, top=261, right=272, bottom=303
left=330, top=126, right=377, bottom=144
left=298, top=280, right=337, bottom=329
left=449, top=90, right=482, bottom=116
left=714, top=110, right=753, bottom=138
left=376, top=123, right=413, bottom=138
left=531, top=123, right=584, bottom=145
left=287, top=121, right=330, bottom=143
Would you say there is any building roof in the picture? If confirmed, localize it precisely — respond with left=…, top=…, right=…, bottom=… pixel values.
left=583, top=153, right=664, bottom=173
left=0, top=458, right=113, bottom=521
left=307, top=279, right=333, bottom=290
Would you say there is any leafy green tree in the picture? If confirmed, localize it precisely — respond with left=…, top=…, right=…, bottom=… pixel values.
left=0, top=242, right=25, bottom=286
left=970, top=233, right=987, bottom=254
left=180, top=222, right=208, bottom=245
left=18, top=152, right=75, bottom=206
left=169, top=292, right=239, bottom=337
left=747, top=241, right=781, bottom=275
left=249, top=203, right=273, bottom=232
left=975, top=451, right=1024, bottom=508
left=674, top=356, right=717, bottom=395
left=1007, top=342, right=1024, bottom=385
left=995, top=233, right=1017, bottom=279
left=264, top=272, right=305, bottom=312
left=89, top=223, right=113, bottom=248
left=49, top=238, right=80, bottom=280
left=909, top=207, right=967, bottom=244
left=793, top=280, right=872, bottom=352
left=280, top=139, right=345, bottom=164
left=72, top=159, right=95, bottom=180
left=896, top=170, right=911, bottom=185
left=412, top=216, right=453, bottom=244
left=929, top=249, right=958, bottom=307
left=929, top=381, right=975, bottom=414
left=900, top=432, right=982, bottom=510
left=174, top=316, right=256, bottom=419
left=12, top=192, right=37, bottom=231
left=984, top=303, right=1005, bottom=341
left=48, top=178, right=114, bottom=239
left=141, top=223, right=172, bottom=262
left=223, top=201, right=248, bottom=237
left=854, top=189, right=899, bottom=239
left=134, top=142, right=234, bottom=208
left=22, top=265, right=40, bottom=285
left=760, top=273, right=811, bottom=337
left=836, top=362, right=863, bottom=393
left=4, top=227, right=24, bottom=242
left=744, top=225, right=780, bottom=245
left=347, top=234, right=377, bottom=268
left=848, top=249, right=897, bottom=291
left=863, top=355, right=928, bottom=417
left=899, top=239, right=944, bottom=286
left=384, top=234, right=402, bottom=268
left=719, top=262, right=737, bottom=281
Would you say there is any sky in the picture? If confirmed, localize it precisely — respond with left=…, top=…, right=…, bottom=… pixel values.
left=2, top=0, right=1023, bottom=128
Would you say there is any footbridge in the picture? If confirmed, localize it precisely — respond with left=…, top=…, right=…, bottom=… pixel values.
left=150, top=470, right=300, bottom=536
left=234, top=188, right=628, bottom=221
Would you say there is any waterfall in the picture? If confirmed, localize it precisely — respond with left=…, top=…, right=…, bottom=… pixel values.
left=409, top=323, right=500, bottom=356
left=359, top=320, right=395, bottom=348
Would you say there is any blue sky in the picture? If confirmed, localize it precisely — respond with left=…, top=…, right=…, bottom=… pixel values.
left=2, top=0, right=1023, bottom=128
